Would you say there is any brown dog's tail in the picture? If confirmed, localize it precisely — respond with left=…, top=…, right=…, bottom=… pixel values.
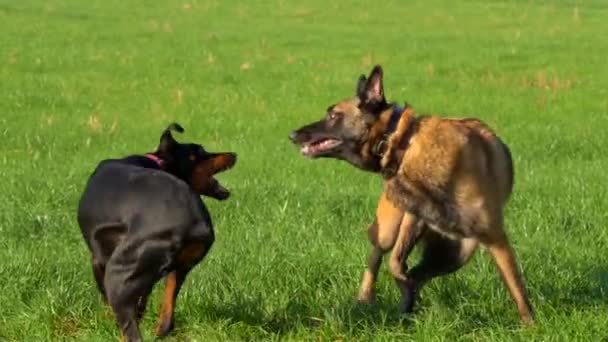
left=499, top=139, right=514, bottom=199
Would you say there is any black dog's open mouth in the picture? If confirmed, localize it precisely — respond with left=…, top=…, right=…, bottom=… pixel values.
left=194, top=153, right=237, bottom=200
left=207, top=178, right=230, bottom=200
left=209, top=164, right=234, bottom=200
left=300, top=138, right=342, bottom=157
left=209, top=154, right=237, bottom=200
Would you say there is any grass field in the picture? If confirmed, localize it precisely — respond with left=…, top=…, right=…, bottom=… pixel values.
left=1, top=0, right=608, bottom=340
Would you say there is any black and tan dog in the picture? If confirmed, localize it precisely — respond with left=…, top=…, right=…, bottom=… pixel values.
left=289, top=65, right=534, bottom=324
left=77, top=123, right=236, bottom=341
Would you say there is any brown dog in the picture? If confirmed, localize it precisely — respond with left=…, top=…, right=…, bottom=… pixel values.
left=289, top=65, right=534, bottom=324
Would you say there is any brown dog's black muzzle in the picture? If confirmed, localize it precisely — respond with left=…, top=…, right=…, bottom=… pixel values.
left=289, top=128, right=311, bottom=144
left=289, top=120, right=327, bottom=145
left=289, top=131, right=299, bottom=143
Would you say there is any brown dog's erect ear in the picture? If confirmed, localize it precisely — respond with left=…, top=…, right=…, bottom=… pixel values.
left=157, top=123, right=184, bottom=158
left=356, top=74, right=367, bottom=97
left=360, top=65, right=385, bottom=105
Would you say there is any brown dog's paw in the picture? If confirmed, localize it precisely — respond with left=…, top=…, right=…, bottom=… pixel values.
left=521, top=313, right=535, bottom=326
left=357, top=289, right=376, bottom=305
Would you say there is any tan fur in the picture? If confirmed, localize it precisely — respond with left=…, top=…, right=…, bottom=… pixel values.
left=290, top=65, right=532, bottom=323
left=156, top=273, right=177, bottom=336
left=365, top=110, right=533, bottom=323
left=380, top=106, right=415, bottom=169
left=373, top=192, right=404, bottom=250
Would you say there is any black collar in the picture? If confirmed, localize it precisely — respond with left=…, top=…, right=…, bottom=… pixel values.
left=372, top=105, right=404, bottom=157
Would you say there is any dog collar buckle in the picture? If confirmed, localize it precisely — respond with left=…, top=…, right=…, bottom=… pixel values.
left=372, top=136, right=388, bottom=157
left=372, top=105, right=405, bottom=157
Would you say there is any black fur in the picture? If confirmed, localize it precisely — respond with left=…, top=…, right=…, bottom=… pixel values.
left=77, top=123, right=233, bottom=341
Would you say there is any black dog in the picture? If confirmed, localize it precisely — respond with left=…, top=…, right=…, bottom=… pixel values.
left=77, top=123, right=236, bottom=341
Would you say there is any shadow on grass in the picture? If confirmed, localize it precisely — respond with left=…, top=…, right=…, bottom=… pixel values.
left=186, top=295, right=414, bottom=336
left=175, top=265, right=608, bottom=336
left=538, top=264, right=608, bottom=308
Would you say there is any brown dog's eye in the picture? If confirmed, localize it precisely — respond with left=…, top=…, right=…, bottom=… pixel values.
left=327, top=112, right=338, bottom=120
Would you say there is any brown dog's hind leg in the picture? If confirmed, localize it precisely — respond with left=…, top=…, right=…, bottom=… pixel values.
left=483, top=230, right=534, bottom=324
left=404, top=231, right=478, bottom=313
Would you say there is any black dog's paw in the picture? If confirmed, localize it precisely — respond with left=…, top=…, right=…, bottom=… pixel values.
left=155, top=318, right=175, bottom=337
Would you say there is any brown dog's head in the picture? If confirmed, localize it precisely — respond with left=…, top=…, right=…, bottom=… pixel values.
left=155, top=123, right=237, bottom=200
left=289, top=65, right=395, bottom=171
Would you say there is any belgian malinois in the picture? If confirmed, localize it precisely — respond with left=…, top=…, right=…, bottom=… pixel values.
left=289, top=65, right=534, bottom=324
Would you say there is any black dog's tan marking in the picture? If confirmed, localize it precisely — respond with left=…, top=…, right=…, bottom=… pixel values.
left=289, top=65, right=533, bottom=324
left=77, top=123, right=236, bottom=341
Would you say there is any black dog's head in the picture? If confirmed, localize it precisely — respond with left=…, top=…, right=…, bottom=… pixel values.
left=289, top=65, right=393, bottom=171
left=155, top=123, right=237, bottom=200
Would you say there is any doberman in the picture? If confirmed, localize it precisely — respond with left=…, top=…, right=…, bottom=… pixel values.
left=77, top=123, right=237, bottom=341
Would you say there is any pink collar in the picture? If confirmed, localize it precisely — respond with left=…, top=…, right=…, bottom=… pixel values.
left=145, top=154, right=165, bottom=169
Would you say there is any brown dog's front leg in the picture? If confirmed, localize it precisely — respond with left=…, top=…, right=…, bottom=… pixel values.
left=357, top=243, right=384, bottom=304
left=388, top=212, right=424, bottom=313
left=358, top=192, right=404, bottom=304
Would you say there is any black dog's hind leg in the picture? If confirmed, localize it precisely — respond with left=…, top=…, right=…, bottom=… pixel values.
left=135, top=292, right=151, bottom=322
left=90, top=224, right=126, bottom=304
left=92, top=258, right=108, bottom=303
left=104, top=238, right=173, bottom=342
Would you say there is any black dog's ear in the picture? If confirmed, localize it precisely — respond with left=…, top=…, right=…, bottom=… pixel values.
left=356, top=74, right=367, bottom=97
left=166, top=122, right=185, bottom=134
left=362, top=65, right=384, bottom=104
left=157, top=123, right=184, bottom=157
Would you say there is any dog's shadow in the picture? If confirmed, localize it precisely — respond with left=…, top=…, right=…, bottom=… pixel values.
left=177, top=294, right=415, bottom=337
left=170, top=263, right=608, bottom=337
left=534, top=263, right=608, bottom=308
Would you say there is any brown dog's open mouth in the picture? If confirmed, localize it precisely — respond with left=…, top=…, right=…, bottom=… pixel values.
left=300, top=138, right=342, bottom=157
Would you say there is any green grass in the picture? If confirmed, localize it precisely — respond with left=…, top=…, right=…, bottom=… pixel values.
left=1, top=0, right=608, bottom=340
